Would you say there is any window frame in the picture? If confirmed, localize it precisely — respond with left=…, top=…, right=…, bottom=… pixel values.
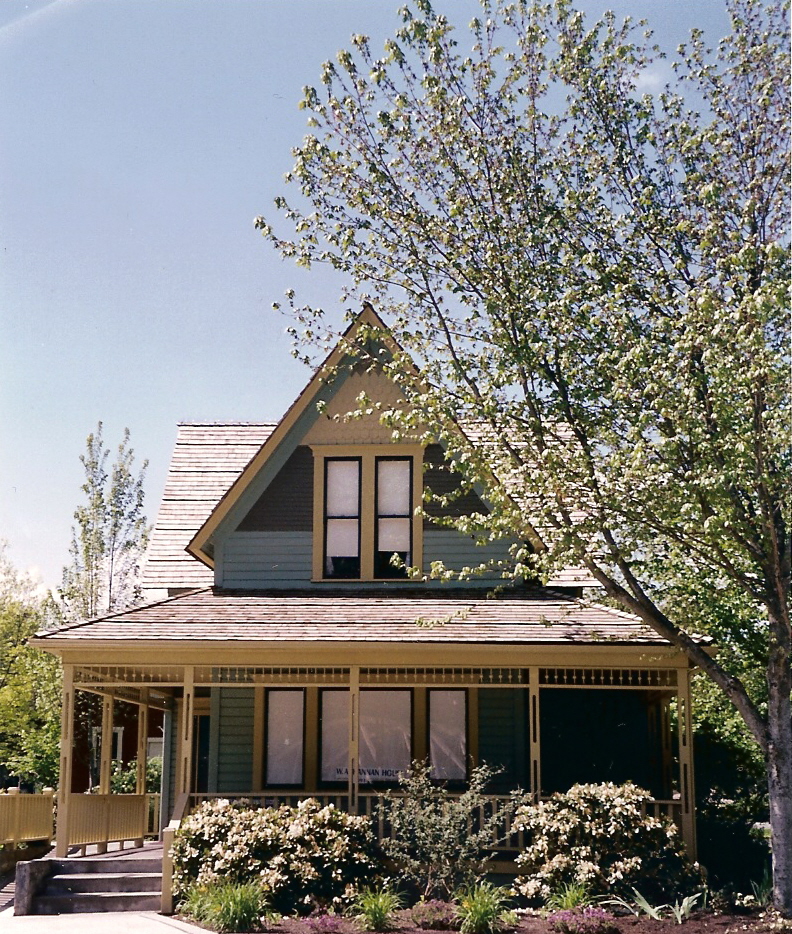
left=263, top=688, right=306, bottom=788
left=318, top=687, right=414, bottom=788
left=427, top=688, right=469, bottom=784
left=311, top=444, right=424, bottom=582
left=323, top=456, right=362, bottom=580
left=374, top=455, right=413, bottom=579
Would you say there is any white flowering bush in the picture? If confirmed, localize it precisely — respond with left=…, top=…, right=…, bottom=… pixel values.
left=513, top=783, right=701, bottom=903
left=172, top=797, right=382, bottom=913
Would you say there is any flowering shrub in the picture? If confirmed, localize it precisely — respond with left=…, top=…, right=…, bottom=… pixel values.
left=548, top=907, right=619, bottom=934
left=513, top=783, right=701, bottom=902
left=172, top=797, right=381, bottom=913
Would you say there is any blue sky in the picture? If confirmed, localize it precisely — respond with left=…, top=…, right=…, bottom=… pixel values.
left=0, top=0, right=731, bottom=591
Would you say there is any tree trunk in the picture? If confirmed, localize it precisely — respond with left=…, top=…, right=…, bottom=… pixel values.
left=767, top=603, right=792, bottom=917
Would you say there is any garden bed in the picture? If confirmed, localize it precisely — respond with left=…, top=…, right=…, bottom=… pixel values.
left=251, top=911, right=773, bottom=934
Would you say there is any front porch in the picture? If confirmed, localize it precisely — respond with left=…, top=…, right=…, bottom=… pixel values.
left=54, top=657, right=697, bottom=862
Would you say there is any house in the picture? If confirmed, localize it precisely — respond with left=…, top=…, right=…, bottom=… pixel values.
left=33, top=306, right=698, bottom=864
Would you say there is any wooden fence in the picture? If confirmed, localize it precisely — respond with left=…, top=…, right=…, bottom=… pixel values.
left=0, top=789, right=54, bottom=846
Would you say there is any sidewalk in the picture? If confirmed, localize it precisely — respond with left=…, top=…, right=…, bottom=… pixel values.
left=0, top=911, right=205, bottom=933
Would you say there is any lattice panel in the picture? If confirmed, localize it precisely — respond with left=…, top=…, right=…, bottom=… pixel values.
left=539, top=667, right=677, bottom=688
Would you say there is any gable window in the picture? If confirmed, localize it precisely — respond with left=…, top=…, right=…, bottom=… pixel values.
left=313, top=445, right=423, bottom=581
left=324, top=458, right=361, bottom=579
left=375, top=458, right=411, bottom=579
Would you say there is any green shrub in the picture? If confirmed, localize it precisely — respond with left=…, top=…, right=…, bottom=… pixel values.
left=455, top=883, right=512, bottom=934
left=513, top=782, right=701, bottom=903
left=350, top=886, right=404, bottom=931
left=546, top=882, right=592, bottom=910
left=378, top=761, right=523, bottom=900
left=180, top=881, right=268, bottom=933
left=172, top=797, right=381, bottom=913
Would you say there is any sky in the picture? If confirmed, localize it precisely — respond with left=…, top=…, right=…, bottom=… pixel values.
left=0, top=0, right=732, bottom=592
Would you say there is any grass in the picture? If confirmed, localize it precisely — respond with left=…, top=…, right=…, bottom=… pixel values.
left=180, top=881, right=269, bottom=933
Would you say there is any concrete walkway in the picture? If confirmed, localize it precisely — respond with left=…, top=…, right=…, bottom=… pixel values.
left=0, top=912, right=206, bottom=932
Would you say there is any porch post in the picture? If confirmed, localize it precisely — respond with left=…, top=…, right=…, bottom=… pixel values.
left=178, top=667, right=195, bottom=797
left=676, top=668, right=697, bottom=858
left=528, top=667, right=541, bottom=802
left=96, top=695, right=114, bottom=854
left=98, top=696, right=114, bottom=795
left=135, top=689, right=150, bottom=847
left=136, top=689, right=150, bottom=794
left=55, top=664, right=75, bottom=858
left=348, top=666, right=360, bottom=813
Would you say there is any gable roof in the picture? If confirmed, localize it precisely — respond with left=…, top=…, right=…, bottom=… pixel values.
left=185, top=305, right=406, bottom=568
left=142, top=422, right=276, bottom=591
left=35, top=586, right=675, bottom=647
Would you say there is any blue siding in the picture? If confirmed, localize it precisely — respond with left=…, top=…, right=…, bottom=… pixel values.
left=216, top=688, right=255, bottom=793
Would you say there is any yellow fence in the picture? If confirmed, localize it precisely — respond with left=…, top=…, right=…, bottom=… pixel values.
left=0, top=789, right=54, bottom=846
left=67, top=794, right=148, bottom=847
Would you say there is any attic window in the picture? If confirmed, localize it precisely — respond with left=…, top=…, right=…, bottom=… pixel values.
left=324, top=458, right=361, bottom=579
left=375, top=458, right=411, bottom=579
left=313, top=444, right=423, bottom=582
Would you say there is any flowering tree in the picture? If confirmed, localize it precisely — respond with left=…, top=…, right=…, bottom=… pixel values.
left=259, top=0, right=790, bottom=913
left=60, top=422, right=149, bottom=619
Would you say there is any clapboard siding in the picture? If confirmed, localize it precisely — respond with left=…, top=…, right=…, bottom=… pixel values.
left=422, top=529, right=513, bottom=579
left=221, top=532, right=313, bottom=586
left=478, top=688, right=528, bottom=792
left=217, top=689, right=255, bottom=792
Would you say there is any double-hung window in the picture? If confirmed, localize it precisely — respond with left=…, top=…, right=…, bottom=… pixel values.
left=315, top=446, right=422, bottom=581
left=324, top=458, right=361, bottom=579
left=374, top=457, right=412, bottom=578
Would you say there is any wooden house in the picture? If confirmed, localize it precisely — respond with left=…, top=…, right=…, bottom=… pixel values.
left=33, top=307, right=698, bottom=863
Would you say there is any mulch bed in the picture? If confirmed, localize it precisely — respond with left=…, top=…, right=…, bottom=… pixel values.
left=272, top=911, right=771, bottom=934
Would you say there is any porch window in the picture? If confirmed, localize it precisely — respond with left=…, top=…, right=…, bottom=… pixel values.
left=374, top=458, right=412, bottom=578
left=265, top=690, right=304, bottom=785
left=324, top=458, right=361, bottom=579
left=319, top=689, right=412, bottom=783
left=429, top=690, right=467, bottom=780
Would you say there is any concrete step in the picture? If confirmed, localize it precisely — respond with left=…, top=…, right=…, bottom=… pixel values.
left=34, top=891, right=161, bottom=914
left=46, top=872, right=162, bottom=894
left=48, top=856, right=162, bottom=875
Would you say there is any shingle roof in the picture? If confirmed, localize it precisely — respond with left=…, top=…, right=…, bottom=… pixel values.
left=36, top=587, right=669, bottom=645
left=142, top=423, right=276, bottom=590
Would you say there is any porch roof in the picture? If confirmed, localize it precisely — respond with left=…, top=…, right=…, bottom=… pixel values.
left=35, top=587, right=679, bottom=646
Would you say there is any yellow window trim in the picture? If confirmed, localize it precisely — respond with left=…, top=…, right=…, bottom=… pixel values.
left=310, top=444, right=425, bottom=582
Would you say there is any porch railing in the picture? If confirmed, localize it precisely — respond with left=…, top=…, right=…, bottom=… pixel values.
left=66, top=793, right=148, bottom=848
left=0, top=788, right=54, bottom=846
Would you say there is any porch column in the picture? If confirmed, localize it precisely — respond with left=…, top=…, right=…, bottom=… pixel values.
left=178, top=667, right=195, bottom=796
left=98, top=696, right=114, bottom=795
left=676, top=668, right=697, bottom=858
left=135, top=689, right=150, bottom=848
left=136, top=689, right=150, bottom=794
left=96, top=696, right=114, bottom=854
left=348, top=666, right=360, bottom=813
left=55, top=665, right=75, bottom=858
left=528, top=668, right=541, bottom=802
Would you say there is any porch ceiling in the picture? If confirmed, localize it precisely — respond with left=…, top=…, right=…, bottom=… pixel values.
left=34, top=587, right=687, bottom=647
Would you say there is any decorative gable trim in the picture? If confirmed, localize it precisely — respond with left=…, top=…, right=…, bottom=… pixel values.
left=187, top=305, right=410, bottom=568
